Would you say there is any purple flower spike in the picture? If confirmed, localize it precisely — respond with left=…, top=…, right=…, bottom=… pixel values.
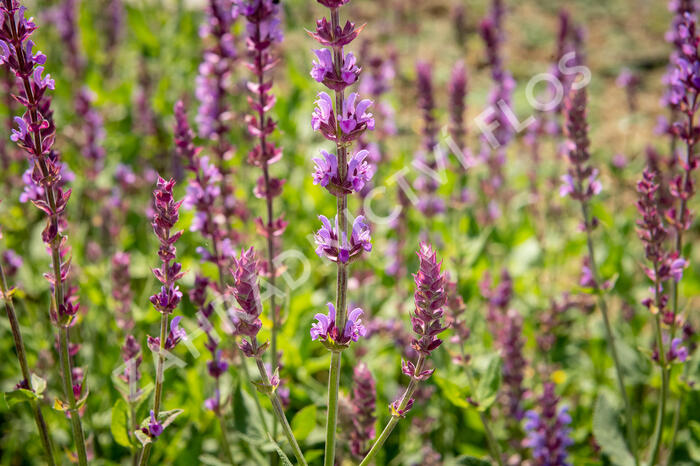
left=349, top=363, right=376, bottom=458
left=310, top=303, right=366, bottom=345
left=410, top=243, right=448, bottom=355
left=228, top=248, right=266, bottom=357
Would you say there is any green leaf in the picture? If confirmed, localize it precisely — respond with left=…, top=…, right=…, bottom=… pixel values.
left=4, top=388, right=38, bottom=407
left=592, top=394, right=635, bottom=466
left=31, top=373, right=47, bottom=396
left=266, top=433, right=294, bottom=466
left=134, top=429, right=152, bottom=447
left=433, top=374, right=470, bottom=408
left=475, top=356, right=502, bottom=411
left=290, top=404, right=317, bottom=441
left=158, top=409, right=184, bottom=429
left=111, top=399, right=132, bottom=448
left=455, top=455, right=492, bottom=465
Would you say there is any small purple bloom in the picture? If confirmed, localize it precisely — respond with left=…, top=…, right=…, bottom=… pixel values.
left=314, top=215, right=372, bottom=263
left=148, top=410, right=164, bottom=437
left=310, top=303, right=366, bottom=344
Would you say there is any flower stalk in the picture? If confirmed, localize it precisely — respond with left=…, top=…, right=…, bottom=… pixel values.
left=1, top=2, right=88, bottom=463
left=0, top=257, right=56, bottom=465
left=561, top=87, right=637, bottom=464
left=308, top=1, right=375, bottom=464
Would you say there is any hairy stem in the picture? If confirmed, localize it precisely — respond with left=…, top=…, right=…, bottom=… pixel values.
left=0, top=262, right=56, bottom=465
left=580, top=201, right=638, bottom=465
left=322, top=8, right=350, bottom=466
left=648, top=266, right=669, bottom=466
left=4, top=4, right=88, bottom=462
left=359, top=355, right=426, bottom=466
left=253, top=356, right=307, bottom=466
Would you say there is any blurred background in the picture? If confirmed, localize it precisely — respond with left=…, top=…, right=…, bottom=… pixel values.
left=1, top=0, right=699, bottom=465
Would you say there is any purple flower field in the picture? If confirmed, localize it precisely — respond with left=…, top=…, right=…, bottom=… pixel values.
left=0, top=0, right=699, bottom=464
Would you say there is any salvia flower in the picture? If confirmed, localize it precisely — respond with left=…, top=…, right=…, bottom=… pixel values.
left=228, top=247, right=268, bottom=357
left=111, top=252, right=134, bottom=331
left=561, top=88, right=601, bottom=203
left=312, top=148, right=372, bottom=195
left=312, top=91, right=374, bottom=143
left=314, top=215, right=372, bottom=263
left=524, top=383, right=573, bottom=466
left=414, top=61, right=445, bottom=217
left=148, top=316, right=186, bottom=352
left=310, top=303, right=366, bottom=345
left=148, top=410, right=164, bottom=438
left=308, top=16, right=363, bottom=48
left=311, top=48, right=360, bottom=90
left=349, top=362, right=376, bottom=458
left=1, top=248, right=22, bottom=278
left=410, top=243, right=448, bottom=356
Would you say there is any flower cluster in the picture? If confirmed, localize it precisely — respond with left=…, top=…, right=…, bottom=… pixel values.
left=561, top=88, right=601, bottom=204
left=448, top=61, right=468, bottom=154
left=310, top=303, right=366, bottom=345
left=191, top=276, right=228, bottom=413
left=410, top=243, right=448, bottom=356
left=312, top=91, right=375, bottom=143
left=524, top=383, right=573, bottom=466
left=74, top=88, right=106, bottom=179
left=149, top=178, right=185, bottom=316
left=667, top=11, right=699, bottom=236
left=478, top=0, right=515, bottom=213
left=196, top=0, right=236, bottom=141
left=311, top=48, right=360, bottom=90
left=120, top=335, right=143, bottom=402
left=314, top=215, right=372, bottom=263
left=175, top=101, right=233, bottom=269
left=111, top=252, right=134, bottom=331
left=312, top=148, right=372, bottom=195
left=228, top=247, right=266, bottom=357
left=414, top=61, right=445, bottom=217
left=637, top=168, right=687, bottom=324
left=349, top=363, right=376, bottom=458
left=147, top=316, right=186, bottom=352
left=196, top=0, right=243, bottom=239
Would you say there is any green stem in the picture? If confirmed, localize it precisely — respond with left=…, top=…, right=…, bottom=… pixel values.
left=218, top=414, right=237, bottom=465
left=137, top=312, right=169, bottom=466
left=667, top=364, right=689, bottom=465
left=648, top=263, right=669, bottom=466
left=58, top=326, right=89, bottom=466
left=579, top=201, right=638, bottom=466
left=0, top=262, right=56, bottom=465
left=253, top=356, right=307, bottom=466
left=359, top=355, right=426, bottom=466
left=324, top=350, right=341, bottom=466
left=240, top=355, right=270, bottom=434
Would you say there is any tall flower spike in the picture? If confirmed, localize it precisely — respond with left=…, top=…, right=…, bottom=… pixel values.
left=0, top=2, right=88, bottom=463
left=229, top=247, right=265, bottom=356
left=237, top=0, right=287, bottom=376
left=112, top=252, right=134, bottom=331
left=196, top=0, right=242, bottom=241
left=139, top=177, right=185, bottom=464
left=414, top=61, right=445, bottom=217
left=411, top=243, right=448, bottom=356
left=360, top=244, right=447, bottom=465
left=349, top=363, right=376, bottom=458
left=175, top=100, right=232, bottom=273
